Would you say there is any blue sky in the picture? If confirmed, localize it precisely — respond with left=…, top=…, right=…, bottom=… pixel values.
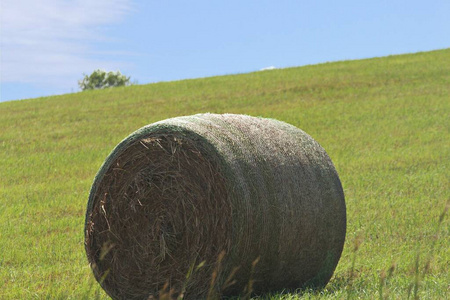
left=1, top=0, right=449, bottom=102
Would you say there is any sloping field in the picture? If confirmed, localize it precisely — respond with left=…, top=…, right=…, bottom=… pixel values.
left=0, top=49, right=448, bottom=299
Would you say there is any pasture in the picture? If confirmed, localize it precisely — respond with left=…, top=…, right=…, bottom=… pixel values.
left=0, top=49, right=448, bottom=299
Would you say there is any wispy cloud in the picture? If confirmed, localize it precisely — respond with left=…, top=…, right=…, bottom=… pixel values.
left=1, top=0, right=133, bottom=88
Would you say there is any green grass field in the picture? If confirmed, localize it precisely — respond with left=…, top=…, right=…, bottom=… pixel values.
left=1, top=49, right=448, bottom=299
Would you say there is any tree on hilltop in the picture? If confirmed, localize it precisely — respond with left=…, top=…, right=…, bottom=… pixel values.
left=78, top=69, right=131, bottom=91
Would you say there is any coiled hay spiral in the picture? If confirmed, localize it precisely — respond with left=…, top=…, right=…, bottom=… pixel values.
left=85, top=113, right=346, bottom=299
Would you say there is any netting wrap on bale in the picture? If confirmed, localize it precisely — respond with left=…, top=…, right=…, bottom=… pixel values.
left=85, top=113, right=346, bottom=299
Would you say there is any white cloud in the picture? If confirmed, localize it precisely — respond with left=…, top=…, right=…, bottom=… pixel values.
left=259, top=66, right=276, bottom=71
left=0, top=0, right=133, bottom=88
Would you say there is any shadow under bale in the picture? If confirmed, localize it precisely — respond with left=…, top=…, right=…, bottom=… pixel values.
left=85, top=113, right=346, bottom=299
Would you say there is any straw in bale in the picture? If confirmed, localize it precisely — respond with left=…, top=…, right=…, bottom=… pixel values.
left=85, top=113, right=346, bottom=299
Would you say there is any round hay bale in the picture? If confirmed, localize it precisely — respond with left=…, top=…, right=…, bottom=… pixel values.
left=85, top=113, right=346, bottom=299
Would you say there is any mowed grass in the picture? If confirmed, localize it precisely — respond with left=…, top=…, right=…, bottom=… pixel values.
left=0, top=49, right=449, bottom=299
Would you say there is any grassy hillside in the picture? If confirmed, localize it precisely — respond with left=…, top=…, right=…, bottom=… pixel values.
left=0, top=49, right=449, bottom=299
